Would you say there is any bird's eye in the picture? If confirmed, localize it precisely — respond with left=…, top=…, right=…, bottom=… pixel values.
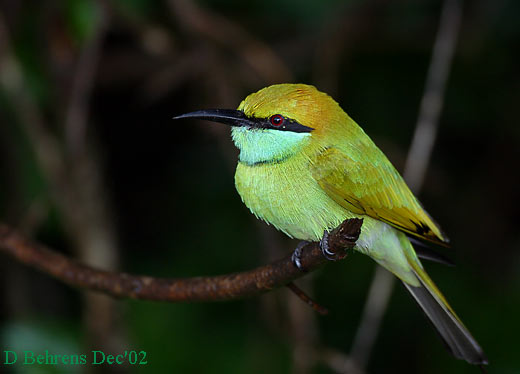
left=270, top=114, right=284, bottom=127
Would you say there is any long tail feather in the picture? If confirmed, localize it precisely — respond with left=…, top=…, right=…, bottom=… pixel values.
left=403, top=258, right=488, bottom=365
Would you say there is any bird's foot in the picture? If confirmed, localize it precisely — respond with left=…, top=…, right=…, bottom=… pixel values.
left=292, top=221, right=361, bottom=269
left=320, top=229, right=348, bottom=261
left=291, top=241, right=309, bottom=270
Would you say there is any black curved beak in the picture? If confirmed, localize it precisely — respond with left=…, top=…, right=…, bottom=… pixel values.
left=173, top=109, right=253, bottom=127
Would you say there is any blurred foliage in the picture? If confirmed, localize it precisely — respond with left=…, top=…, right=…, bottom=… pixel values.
left=64, top=0, right=102, bottom=42
left=0, top=0, right=519, bottom=373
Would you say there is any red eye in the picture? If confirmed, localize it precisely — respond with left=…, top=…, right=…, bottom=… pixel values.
left=270, top=114, right=284, bottom=127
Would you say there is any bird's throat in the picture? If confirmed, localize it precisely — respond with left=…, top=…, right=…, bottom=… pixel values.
left=231, top=127, right=311, bottom=166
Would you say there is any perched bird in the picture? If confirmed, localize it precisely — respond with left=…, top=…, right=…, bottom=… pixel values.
left=175, top=84, right=487, bottom=365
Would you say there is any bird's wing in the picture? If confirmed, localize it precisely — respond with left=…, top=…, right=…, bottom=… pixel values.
left=310, top=146, right=448, bottom=245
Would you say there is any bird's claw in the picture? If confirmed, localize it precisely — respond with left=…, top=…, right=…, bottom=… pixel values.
left=320, top=230, right=336, bottom=260
left=291, top=241, right=308, bottom=270
left=320, top=229, right=348, bottom=261
left=344, top=234, right=358, bottom=242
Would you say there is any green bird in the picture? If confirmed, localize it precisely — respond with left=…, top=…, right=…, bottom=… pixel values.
left=175, top=83, right=487, bottom=365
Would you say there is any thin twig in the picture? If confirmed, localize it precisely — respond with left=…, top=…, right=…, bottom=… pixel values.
left=64, top=2, right=108, bottom=156
left=61, top=1, right=122, bottom=351
left=348, top=0, right=463, bottom=371
left=348, top=267, right=394, bottom=368
left=0, top=219, right=363, bottom=302
left=287, top=282, right=329, bottom=316
left=167, top=0, right=292, bottom=84
left=403, top=0, right=463, bottom=192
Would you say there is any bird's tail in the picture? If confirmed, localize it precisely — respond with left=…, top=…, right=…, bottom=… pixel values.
left=402, top=248, right=488, bottom=365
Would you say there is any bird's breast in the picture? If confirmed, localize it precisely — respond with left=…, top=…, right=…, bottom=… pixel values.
left=234, top=153, right=351, bottom=241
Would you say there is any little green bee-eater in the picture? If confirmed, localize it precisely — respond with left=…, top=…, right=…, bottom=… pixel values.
left=175, top=83, right=487, bottom=365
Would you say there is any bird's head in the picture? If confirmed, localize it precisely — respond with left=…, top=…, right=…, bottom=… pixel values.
left=174, top=84, right=347, bottom=165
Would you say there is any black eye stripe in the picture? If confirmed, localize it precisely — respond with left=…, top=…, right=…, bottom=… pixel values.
left=251, top=115, right=314, bottom=133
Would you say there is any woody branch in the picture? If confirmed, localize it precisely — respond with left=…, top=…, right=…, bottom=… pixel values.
left=0, top=219, right=362, bottom=302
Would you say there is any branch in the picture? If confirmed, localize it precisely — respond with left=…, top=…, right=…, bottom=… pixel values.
left=403, top=0, right=463, bottom=192
left=0, top=219, right=362, bottom=302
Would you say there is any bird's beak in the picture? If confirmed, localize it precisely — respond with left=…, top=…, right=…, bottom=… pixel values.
left=173, top=109, right=253, bottom=127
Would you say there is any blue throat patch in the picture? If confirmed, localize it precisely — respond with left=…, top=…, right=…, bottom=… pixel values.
left=231, top=127, right=311, bottom=166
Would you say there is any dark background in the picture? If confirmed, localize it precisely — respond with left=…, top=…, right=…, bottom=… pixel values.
left=0, top=0, right=519, bottom=373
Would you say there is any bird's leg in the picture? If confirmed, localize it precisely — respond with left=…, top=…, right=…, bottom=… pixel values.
left=291, top=241, right=309, bottom=270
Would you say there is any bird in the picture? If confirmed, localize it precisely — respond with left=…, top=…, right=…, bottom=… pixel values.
left=174, top=83, right=487, bottom=366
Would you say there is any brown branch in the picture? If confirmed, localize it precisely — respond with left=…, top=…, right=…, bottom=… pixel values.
left=0, top=219, right=362, bottom=302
